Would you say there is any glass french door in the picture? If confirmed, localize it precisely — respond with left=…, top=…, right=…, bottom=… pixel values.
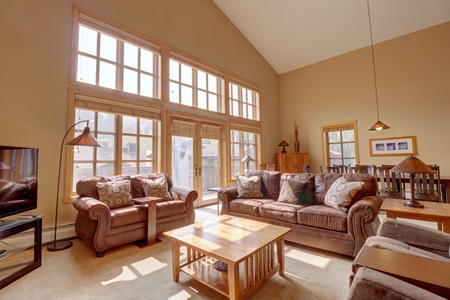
left=171, top=118, right=223, bottom=207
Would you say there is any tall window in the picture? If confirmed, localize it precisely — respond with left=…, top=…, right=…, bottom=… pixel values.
left=230, top=129, right=258, bottom=178
left=76, top=16, right=161, bottom=98
left=321, top=121, right=359, bottom=166
left=229, top=80, right=259, bottom=121
left=71, top=106, right=159, bottom=194
left=169, top=54, right=224, bottom=112
left=69, top=7, right=263, bottom=200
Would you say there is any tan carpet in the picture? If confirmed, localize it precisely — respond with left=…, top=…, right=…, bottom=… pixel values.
left=1, top=206, right=353, bottom=299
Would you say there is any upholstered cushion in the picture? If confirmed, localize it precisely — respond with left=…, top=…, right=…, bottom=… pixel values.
left=280, top=173, right=315, bottom=204
left=141, top=177, right=173, bottom=200
left=277, top=179, right=307, bottom=204
left=297, top=205, right=348, bottom=232
left=259, top=202, right=301, bottom=224
left=96, top=180, right=133, bottom=209
left=236, top=175, right=263, bottom=198
left=245, top=170, right=282, bottom=199
left=229, top=199, right=274, bottom=216
left=324, top=177, right=364, bottom=212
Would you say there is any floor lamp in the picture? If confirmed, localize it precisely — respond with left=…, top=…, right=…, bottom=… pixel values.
left=47, top=120, right=102, bottom=252
left=390, top=155, right=433, bottom=208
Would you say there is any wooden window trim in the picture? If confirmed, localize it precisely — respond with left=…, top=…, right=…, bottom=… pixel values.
left=321, top=120, right=359, bottom=166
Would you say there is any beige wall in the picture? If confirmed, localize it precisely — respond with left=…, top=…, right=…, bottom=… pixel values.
left=0, top=0, right=280, bottom=228
left=280, top=22, right=450, bottom=176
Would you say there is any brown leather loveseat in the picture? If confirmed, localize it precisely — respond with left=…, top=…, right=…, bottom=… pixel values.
left=218, top=170, right=382, bottom=257
left=72, top=173, right=197, bottom=257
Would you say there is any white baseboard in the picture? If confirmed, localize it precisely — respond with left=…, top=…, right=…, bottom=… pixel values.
left=1, top=224, right=77, bottom=248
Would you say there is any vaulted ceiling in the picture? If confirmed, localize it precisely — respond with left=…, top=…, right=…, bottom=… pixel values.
left=212, top=0, right=450, bottom=74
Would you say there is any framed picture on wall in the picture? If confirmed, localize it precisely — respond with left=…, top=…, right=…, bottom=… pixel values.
left=369, top=136, right=417, bottom=156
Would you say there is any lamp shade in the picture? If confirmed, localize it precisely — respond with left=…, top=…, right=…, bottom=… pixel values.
left=278, top=140, right=289, bottom=147
left=241, top=155, right=254, bottom=163
left=390, top=156, right=433, bottom=174
left=0, top=162, right=11, bottom=170
left=369, top=120, right=390, bottom=131
left=67, top=126, right=103, bottom=147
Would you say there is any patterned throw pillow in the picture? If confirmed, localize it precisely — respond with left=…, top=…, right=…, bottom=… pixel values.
left=277, top=180, right=308, bottom=204
left=324, top=177, right=364, bottom=212
left=141, top=177, right=173, bottom=200
left=236, top=175, right=263, bottom=198
left=96, top=180, right=133, bottom=209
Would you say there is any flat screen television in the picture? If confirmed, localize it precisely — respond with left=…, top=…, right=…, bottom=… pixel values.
left=0, top=146, right=38, bottom=219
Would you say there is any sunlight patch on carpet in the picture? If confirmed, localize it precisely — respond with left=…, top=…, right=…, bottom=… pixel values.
left=285, top=248, right=331, bottom=268
left=101, top=257, right=167, bottom=285
left=101, top=266, right=137, bottom=285
left=131, top=257, right=167, bottom=275
left=168, top=289, right=192, bottom=300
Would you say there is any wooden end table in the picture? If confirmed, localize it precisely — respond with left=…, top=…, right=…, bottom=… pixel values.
left=132, top=197, right=163, bottom=246
left=164, top=215, right=291, bottom=300
left=380, top=198, right=450, bottom=233
left=353, top=245, right=450, bottom=298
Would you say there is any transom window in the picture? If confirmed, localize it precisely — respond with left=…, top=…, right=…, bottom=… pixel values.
left=321, top=121, right=359, bottom=166
left=76, top=17, right=160, bottom=98
left=229, top=81, right=259, bottom=121
left=169, top=55, right=224, bottom=112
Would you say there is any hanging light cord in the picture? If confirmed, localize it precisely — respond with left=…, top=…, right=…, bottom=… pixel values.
left=367, top=0, right=380, bottom=120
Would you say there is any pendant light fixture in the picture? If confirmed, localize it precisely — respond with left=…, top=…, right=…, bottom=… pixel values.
left=366, top=0, right=390, bottom=131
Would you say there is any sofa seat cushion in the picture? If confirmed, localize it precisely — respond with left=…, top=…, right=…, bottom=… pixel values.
left=297, top=205, right=347, bottom=232
left=156, top=200, right=186, bottom=218
left=259, top=202, right=304, bottom=224
left=230, top=199, right=275, bottom=217
left=110, top=205, right=147, bottom=228
left=365, top=236, right=450, bottom=262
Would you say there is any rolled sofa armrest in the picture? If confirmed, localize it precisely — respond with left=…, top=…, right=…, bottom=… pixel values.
left=218, top=187, right=238, bottom=215
left=72, top=196, right=111, bottom=223
left=170, top=186, right=198, bottom=203
left=347, top=195, right=383, bottom=256
left=377, top=218, right=450, bottom=258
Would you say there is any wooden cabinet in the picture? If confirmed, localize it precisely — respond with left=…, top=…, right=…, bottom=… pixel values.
left=275, top=153, right=309, bottom=173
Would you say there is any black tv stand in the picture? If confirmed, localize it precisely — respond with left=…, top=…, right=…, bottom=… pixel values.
left=0, top=216, right=42, bottom=289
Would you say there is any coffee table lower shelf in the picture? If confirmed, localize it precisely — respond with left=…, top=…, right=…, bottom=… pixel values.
left=179, top=252, right=281, bottom=299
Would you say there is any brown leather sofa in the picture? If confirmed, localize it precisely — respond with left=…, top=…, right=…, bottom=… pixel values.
left=72, top=173, right=197, bottom=257
left=218, top=171, right=382, bottom=257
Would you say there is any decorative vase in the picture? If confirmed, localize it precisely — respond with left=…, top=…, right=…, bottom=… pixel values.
left=294, top=140, right=300, bottom=153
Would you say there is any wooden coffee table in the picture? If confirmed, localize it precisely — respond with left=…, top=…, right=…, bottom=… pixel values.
left=164, top=215, right=291, bottom=300
left=380, top=198, right=450, bottom=233
left=353, top=245, right=450, bottom=298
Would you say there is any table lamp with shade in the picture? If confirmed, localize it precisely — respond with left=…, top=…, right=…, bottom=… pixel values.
left=390, top=155, right=433, bottom=208
left=278, top=140, right=289, bottom=153
left=47, top=120, right=102, bottom=252
left=241, top=155, right=254, bottom=172
left=0, top=162, right=12, bottom=179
